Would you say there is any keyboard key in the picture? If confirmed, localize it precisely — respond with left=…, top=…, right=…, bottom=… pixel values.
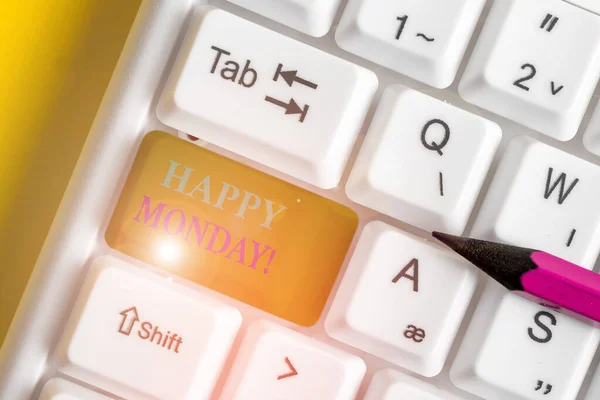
left=38, top=378, right=110, bottom=400
left=453, top=137, right=600, bottom=399
left=583, top=101, right=600, bottom=156
left=157, top=6, right=377, bottom=189
left=459, top=0, right=600, bottom=140
left=564, top=0, right=600, bottom=16
left=584, top=362, right=600, bottom=399
left=450, top=280, right=600, bottom=400
left=325, top=221, right=477, bottom=377
left=55, top=256, right=242, bottom=400
left=472, top=135, right=600, bottom=269
left=105, top=131, right=358, bottom=326
left=364, top=369, right=463, bottom=400
left=346, top=85, right=500, bottom=234
left=336, top=0, right=486, bottom=88
left=227, top=0, right=342, bottom=37
left=220, top=320, right=366, bottom=400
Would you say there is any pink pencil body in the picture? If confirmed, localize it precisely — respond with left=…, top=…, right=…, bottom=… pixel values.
left=522, top=252, right=600, bottom=323
left=432, top=232, right=600, bottom=325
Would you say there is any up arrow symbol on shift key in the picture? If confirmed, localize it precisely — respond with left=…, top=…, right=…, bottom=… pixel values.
left=118, top=306, right=140, bottom=336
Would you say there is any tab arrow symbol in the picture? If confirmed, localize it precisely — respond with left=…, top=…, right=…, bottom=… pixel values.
left=264, top=96, right=309, bottom=122
left=118, top=306, right=140, bottom=336
left=274, top=63, right=318, bottom=90
left=277, top=357, right=298, bottom=380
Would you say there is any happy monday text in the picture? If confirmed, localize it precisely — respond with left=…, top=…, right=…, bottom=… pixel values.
left=131, top=160, right=286, bottom=273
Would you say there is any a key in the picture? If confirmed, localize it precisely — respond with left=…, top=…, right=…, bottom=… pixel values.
left=226, top=0, right=342, bottom=37
left=471, top=135, right=600, bottom=269
left=325, top=221, right=477, bottom=377
left=157, top=7, right=377, bottom=189
left=345, top=85, right=500, bottom=234
left=450, top=280, right=600, bottom=400
left=336, top=0, right=486, bottom=88
left=55, top=256, right=242, bottom=400
left=38, top=378, right=110, bottom=400
left=459, top=0, right=600, bottom=141
left=220, top=320, right=366, bottom=400
left=364, top=369, right=463, bottom=400
left=105, top=131, right=358, bottom=326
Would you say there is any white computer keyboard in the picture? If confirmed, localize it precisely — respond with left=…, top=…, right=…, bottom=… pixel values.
left=3, top=0, right=600, bottom=399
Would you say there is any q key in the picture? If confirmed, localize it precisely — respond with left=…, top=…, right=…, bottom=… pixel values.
left=346, top=85, right=500, bottom=234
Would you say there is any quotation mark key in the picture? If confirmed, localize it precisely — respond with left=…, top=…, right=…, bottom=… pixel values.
left=540, top=14, right=559, bottom=32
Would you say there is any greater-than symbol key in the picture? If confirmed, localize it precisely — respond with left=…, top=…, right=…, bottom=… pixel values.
left=276, top=357, right=299, bottom=380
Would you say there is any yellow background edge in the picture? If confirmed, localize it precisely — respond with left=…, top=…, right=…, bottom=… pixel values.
left=0, top=0, right=142, bottom=346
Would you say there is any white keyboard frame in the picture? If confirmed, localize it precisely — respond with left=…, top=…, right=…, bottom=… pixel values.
left=2, top=0, right=600, bottom=399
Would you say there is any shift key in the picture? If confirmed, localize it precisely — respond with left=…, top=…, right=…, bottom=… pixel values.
left=105, top=131, right=358, bottom=326
left=157, top=6, right=377, bottom=189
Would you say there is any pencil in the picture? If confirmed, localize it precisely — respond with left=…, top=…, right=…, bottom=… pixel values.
left=432, top=231, right=600, bottom=324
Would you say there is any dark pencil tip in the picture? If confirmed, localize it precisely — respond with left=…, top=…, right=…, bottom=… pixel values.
left=431, top=231, right=469, bottom=251
left=431, top=231, right=536, bottom=292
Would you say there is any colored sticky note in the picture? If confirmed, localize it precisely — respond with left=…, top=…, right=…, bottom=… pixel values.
left=106, top=131, right=358, bottom=326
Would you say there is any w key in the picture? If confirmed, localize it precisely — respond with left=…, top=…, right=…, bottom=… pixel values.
left=472, top=136, right=600, bottom=269
left=460, top=0, right=600, bottom=140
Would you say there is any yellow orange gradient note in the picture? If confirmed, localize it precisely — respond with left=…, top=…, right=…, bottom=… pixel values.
left=106, top=131, right=358, bottom=326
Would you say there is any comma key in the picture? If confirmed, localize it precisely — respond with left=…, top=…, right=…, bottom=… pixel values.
left=54, top=256, right=242, bottom=400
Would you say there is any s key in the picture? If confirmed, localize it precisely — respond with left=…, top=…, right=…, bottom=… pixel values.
left=451, top=280, right=600, bottom=400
